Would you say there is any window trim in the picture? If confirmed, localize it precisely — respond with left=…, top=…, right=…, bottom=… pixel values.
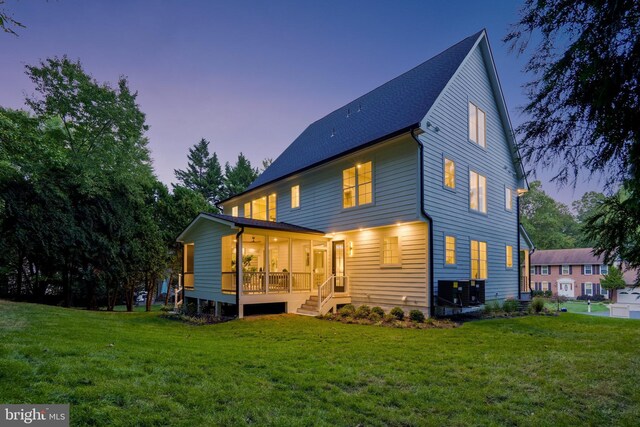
left=584, top=265, right=593, bottom=275
left=444, top=235, right=457, bottom=267
left=600, top=265, right=609, bottom=275
left=541, top=265, right=549, bottom=275
left=443, top=156, right=456, bottom=191
left=342, top=160, right=374, bottom=210
left=291, top=185, right=300, bottom=209
left=468, top=101, right=487, bottom=149
left=231, top=206, right=238, bottom=217
left=380, top=235, right=401, bottom=268
left=243, top=202, right=251, bottom=219
left=585, top=282, right=594, bottom=296
left=469, top=169, right=487, bottom=214
left=562, top=265, right=570, bottom=275
left=268, top=193, right=277, bottom=222
left=505, top=187, right=513, bottom=211
left=505, top=245, right=513, bottom=269
left=470, top=239, right=488, bottom=279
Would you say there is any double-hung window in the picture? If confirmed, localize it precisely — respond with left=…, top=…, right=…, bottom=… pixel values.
left=470, top=240, right=487, bottom=279
left=231, top=206, right=238, bottom=217
left=343, top=161, right=372, bottom=208
left=444, top=158, right=455, bottom=189
left=505, top=245, right=513, bottom=268
left=469, top=102, right=486, bottom=148
left=562, top=265, right=570, bottom=275
left=584, top=265, right=593, bottom=275
left=541, top=265, right=549, bottom=275
left=445, top=236, right=456, bottom=265
left=291, top=185, right=300, bottom=209
left=382, top=236, right=400, bottom=266
left=469, top=171, right=487, bottom=213
left=505, top=187, right=513, bottom=210
left=600, top=265, right=608, bottom=275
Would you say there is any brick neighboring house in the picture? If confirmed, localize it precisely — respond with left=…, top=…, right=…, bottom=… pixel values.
left=530, top=248, right=611, bottom=299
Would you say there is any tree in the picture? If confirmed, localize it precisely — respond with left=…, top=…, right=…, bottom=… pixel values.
left=222, top=153, right=259, bottom=199
left=261, top=158, right=273, bottom=172
left=520, top=181, right=580, bottom=249
left=600, top=265, right=627, bottom=299
left=0, top=0, right=24, bottom=36
left=572, top=191, right=606, bottom=247
left=174, top=138, right=224, bottom=206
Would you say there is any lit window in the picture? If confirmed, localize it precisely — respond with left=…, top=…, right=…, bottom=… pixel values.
left=600, top=265, right=608, bottom=275
left=268, top=194, right=276, bottom=221
left=343, top=161, right=372, bottom=208
left=291, top=185, right=300, bottom=209
left=244, top=202, right=251, bottom=219
left=584, top=265, right=593, bottom=275
left=562, top=265, right=570, bottom=275
left=469, top=170, right=487, bottom=213
left=382, top=236, right=400, bottom=266
left=506, top=245, right=513, bottom=268
left=505, top=188, right=513, bottom=210
left=470, top=240, right=487, bottom=279
left=542, top=281, right=549, bottom=291
left=541, top=265, right=549, bottom=275
left=444, top=158, right=455, bottom=189
left=469, top=102, right=486, bottom=148
left=252, top=197, right=267, bottom=220
left=585, top=282, right=593, bottom=296
left=231, top=206, right=238, bottom=217
left=445, top=236, right=456, bottom=265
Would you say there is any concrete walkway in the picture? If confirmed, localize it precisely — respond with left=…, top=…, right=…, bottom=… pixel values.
left=577, top=310, right=640, bottom=319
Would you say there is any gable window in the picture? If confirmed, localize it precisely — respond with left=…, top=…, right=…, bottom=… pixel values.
left=382, top=236, right=400, bottom=266
left=244, top=202, right=251, bottom=219
left=231, top=206, right=238, bottom=217
left=291, top=185, right=300, bottom=209
left=468, top=102, right=486, bottom=148
left=505, top=187, right=513, bottom=210
left=268, top=194, right=277, bottom=221
left=584, top=265, right=593, bottom=275
left=562, top=265, right=570, bottom=275
left=470, top=240, right=487, bottom=279
left=343, top=161, right=372, bottom=208
left=600, top=265, right=608, bottom=275
left=505, top=245, right=513, bottom=268
left=541, top=265, right=549, bottom=275
left=469, top=170, right=487, bottom=213
left=444, top=158, right=455, bottom=189
left=445, top=236, right=456, bottom=265
left=252, top=197, right=267, bottom=221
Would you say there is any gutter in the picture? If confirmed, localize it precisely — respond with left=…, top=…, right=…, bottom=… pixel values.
left=235, top=226, right=245, bottom=317
left=410, top=127, right=436, bottom=318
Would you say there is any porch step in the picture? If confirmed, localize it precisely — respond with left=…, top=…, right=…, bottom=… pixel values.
left=300, top=303, right=319, bottom=311
left=296, top=308, right=319, bottom=316
left=297, top=294, right=320, bottom=316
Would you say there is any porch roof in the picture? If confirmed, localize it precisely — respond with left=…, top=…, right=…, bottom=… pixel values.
left=201, top=213, right=325, bottom=235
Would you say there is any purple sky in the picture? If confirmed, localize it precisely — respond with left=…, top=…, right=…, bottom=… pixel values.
left=0, top=0, right=606, bottom=206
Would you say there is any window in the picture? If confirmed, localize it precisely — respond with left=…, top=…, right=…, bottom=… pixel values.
left=470, top=240, right=487, bottom=279
left=343, top=161, right=372, bottom=208
left=530, top=266, right=535, bottom=276
left=268, top=194, right=276, bottom=221
left=445, top=236, right=456, bottom=265
left=584, top=265, right=593, bottom=275
left=505, top=187, right=513, bottom=210
left=231, top=206, right=238, bottom=217
left=469, top=102, right=486, bottom=148
left=600, top=265, right=609, bottom=275
left=542, top=281, right=550, bottom=291
left=382, top=236, right=400, bottom=266
left=291, top=185, right=300, bottom=209
left=444, top=158, right=455, bottom=189
left=541, top=265, right=549, bottom=275
left=244, top=202, right=251, bottom=218
left=469, top=171, right=487, bottom=213
left=562, top=265, right=570, bottom=275
left=505, top=245, right=513, bottom=268
left=585, top=282, right=593, bottom=296
left=252, top=196, right=267, bottom=220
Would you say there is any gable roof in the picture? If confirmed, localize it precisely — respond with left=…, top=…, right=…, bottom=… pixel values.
left=531, top=248, right=604, bottom=266
left=244, top=30, right=485, bottom=193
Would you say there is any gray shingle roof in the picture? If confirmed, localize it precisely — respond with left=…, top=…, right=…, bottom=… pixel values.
left=245, top=30, right=484, bottom=192
left=531, top=248, right=604, bottom=266
left=202, top=213, right=325, bottom=235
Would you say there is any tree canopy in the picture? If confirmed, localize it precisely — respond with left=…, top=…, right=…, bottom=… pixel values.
left=222, top=153, right=259, bottom=200
left=174, top=138, right=224, bottom=206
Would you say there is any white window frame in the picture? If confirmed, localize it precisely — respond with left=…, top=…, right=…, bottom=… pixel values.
left=541, top=265, right=549, bottom=275
left=231, top=206, right=238, bottom=217
left=444, top=157, right=455, bottom=190
left=470, top=240, right=488, bottom=279
left=343, top=161, right=373, bottom=209
left=541, top=281, right=550, bottom=292
left=505, top=187, right=513, bottom=211
left=291, top=185, right=300, bottom=209
left=530, top=266, right=535, bottom=276
left=600, top=265, right=608, bottom=275
left=243, top=202, right=251, bottom=219
left=468, top=101, right=486, bottom=148
left=381, top=235, right=401, bottom=267
left=561, top=265, right=570, bottom=275
left=584, top=265, right=593, bottom=275
left=445, top=235, right=456, bottom=265
left=585, top=282, right=593, bottom=296
left=505, top=245, right=513, bottom=268
left=469, top=170, right=487, bottom=213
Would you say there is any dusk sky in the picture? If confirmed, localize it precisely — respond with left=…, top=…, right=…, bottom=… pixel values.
left=1, top=0, right=605, bottom=206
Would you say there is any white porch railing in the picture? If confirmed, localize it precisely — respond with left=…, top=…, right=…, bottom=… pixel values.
left=221, top=272, right=313, bottom=294
left=318, top=275, right=348, bottom=314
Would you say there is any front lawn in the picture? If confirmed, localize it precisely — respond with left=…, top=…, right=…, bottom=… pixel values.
left=545, top=300, right=610, bottom=313
left=1, top=301, right=639, bottom=426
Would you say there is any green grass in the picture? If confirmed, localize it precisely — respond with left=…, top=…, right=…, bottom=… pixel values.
left=546, top=300, right=610, bottom=313
left=1, top=301, right=639, bottom=426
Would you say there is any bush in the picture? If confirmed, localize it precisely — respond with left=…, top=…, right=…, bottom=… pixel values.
left=390, top=307, right=404, bottom=320
left=337, top=304, right=355, bottom=317
left=503, top=299, right=519, bottom=313
left=544, top=290, right=553, bottom=298
left=531, top=297, right=545, bottom=313
left=354, top=305, right=371, bottom=319
left=371, top=306, right=385, bottom=317
left=368, top=312, right=382, bottom=322
left=577, top=294, right=605, bottom=302
left=382, top=313, right=397, bottom=324
left=484, top=300, right=502, bottom=314
left=409, top=309, right=425, bottom=323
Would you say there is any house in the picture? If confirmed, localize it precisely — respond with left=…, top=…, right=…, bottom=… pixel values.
left=176, top=30, right=529, bottom=318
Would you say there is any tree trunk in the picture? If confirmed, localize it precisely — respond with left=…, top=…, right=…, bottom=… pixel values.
left=125, top=279, right=134, bottom=312
left=15, top=253, right=23, bottom=298
left=164, top=275, right=173, bottom=306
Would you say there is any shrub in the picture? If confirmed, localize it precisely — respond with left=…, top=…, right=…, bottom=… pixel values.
left=354, top=305, right=371, bottom=319
left=409, top=309, right=425, bottom=323
left=337, top=304, right=355, bottom=317
left=371, top=306, right=385, bottom=317
left=544, top=290, right=553, bottom=298
left=484, top=300, right=502, bottom=314
left=382, top=313, right=397, bottom=324
left=390, top=307, right=404, bottom=320
left=577, top=294, right=605, bottom=302
left=368, top=312, right=382, bottom=322
left=503, top=298, right=519, bottom=313
left=531, top=297, right=545, bottom=313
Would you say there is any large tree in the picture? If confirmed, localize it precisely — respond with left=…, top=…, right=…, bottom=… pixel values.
left=0, top=0, right=24, bottom=36
left=222, top=153, right=259, bottom=200
left=174, top=138, right=224, bottom=206
left=572, top=191, right=606, bottom=247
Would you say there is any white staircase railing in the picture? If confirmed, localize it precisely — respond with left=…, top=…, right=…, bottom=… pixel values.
left=317, top=275, right=348, bottom=315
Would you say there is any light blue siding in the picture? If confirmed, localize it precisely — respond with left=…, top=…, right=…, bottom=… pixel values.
left=421, top=44, right=520, bottom=301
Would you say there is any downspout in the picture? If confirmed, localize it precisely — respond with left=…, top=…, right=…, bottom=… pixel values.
left=517, top=196, right=521, bottom=300
left=180, top=242, right=185, bottom=307
left=235, top=226, right=245, bottom=317
left=410, top=128, right=435, bottom=317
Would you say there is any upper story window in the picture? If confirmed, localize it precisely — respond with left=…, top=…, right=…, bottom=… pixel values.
left=444, top=158, right=455, bottom=189
left=541, top=265, right=549, bottom=275
left=505, top=187, right=513, bottom=210
left=252, top=197, right=267, bottom=221
left=244, top=202, right=251, bottom=219
left=343, top=161, right=372, bottom=208
left=268, top=194, right=276, bottom=221
left=562, top=265, right=570, bottom=275
left=584, top=265, right=593, bottom=275
left=469, top=170, right=487, bottom=213
left=382, top=236, right=400, bottom=266
left=231, top=206, right=238, bottom=217
left=470, top=240, right=487, bottom=279
left=291, top=185, right=300, bottom=209
left=445, top=235, right=456, bottom=265
left=469, top=102, right=486, bottom=148
left=244, top=194, right=277, bottom=222
left=600, top=265, right=609, bottom=275
left=505, top=245, right=513, bottom=268
left=530, top=266, right=535, bottom=276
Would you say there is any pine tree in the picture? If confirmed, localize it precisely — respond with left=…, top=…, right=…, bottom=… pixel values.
left=222, top=153, right=259, bottom=199
left=174, top=138, right=223, bottom=206
left=600, top=265, right=627, bottom=299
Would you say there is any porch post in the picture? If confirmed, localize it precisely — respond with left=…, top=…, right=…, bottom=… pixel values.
left=265, top=237, right=270, bottom=294
left=235, top=227, right=244, bottom=317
